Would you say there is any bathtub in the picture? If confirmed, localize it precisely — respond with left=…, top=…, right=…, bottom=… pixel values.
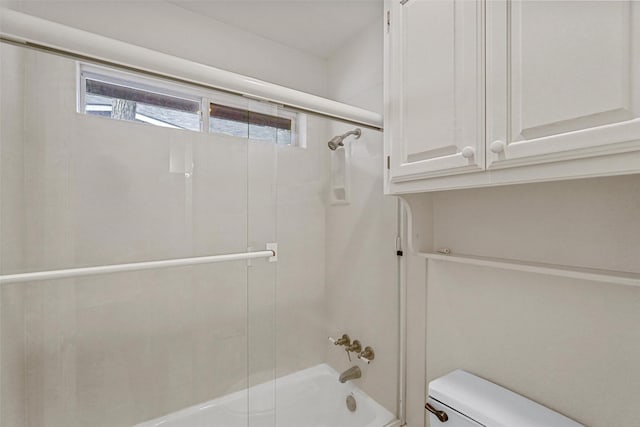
left=136, top=364, right=398, bottom=427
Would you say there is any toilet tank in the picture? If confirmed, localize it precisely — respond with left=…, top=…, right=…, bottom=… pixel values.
left=426, top=370, right=584, bottom=427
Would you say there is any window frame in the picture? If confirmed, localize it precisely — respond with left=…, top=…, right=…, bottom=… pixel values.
left=79, top=64, right=205, bottom=131
left=77, top=63, right=306, bottom=147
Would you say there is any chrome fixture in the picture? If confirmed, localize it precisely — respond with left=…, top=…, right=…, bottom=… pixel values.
left=358, top=346, right=375, bottom=364
left=339, top=366, right=362, bottom=383
left=327, top=128, right=362, bottom=150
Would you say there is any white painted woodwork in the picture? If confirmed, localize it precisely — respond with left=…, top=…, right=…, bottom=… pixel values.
left=385, top=0, right=640, bottom=193
left=387, top=150, right=640, bottom=193
left=487, top=0, right=640, bottom=169
left=385, top=0, right=484, bottom=182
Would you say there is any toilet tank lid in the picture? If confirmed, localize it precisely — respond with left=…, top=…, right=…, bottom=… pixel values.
left=428, top=370, right=584, bottom=427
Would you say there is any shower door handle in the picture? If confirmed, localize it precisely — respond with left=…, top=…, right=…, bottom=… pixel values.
left=425, top=402, right=449, bottom=422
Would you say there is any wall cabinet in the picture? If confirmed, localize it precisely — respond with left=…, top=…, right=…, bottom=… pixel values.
left=385, top=0, right=485, bottom=181
left=384, top=0, right=640, bottom=194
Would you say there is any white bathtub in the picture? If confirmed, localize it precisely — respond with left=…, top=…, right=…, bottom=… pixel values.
left=136, top=364, right=397, bottom=427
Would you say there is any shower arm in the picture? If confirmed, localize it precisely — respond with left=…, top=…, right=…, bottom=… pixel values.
left=341, top=129, right=362, bottom=140
left=328, top=127, right=362, bottom=150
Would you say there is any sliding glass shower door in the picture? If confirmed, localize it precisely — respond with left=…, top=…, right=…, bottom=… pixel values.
left=0, top=42, right=278, bottom=427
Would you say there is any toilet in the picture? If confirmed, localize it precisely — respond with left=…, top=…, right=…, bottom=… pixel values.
left=426, top=370, right=584, bottom=426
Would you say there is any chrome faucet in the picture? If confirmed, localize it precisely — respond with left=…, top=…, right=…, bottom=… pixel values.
left=339, top=366, right=361, bottom=383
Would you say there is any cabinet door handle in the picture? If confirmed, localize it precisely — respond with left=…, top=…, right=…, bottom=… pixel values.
left=490, top=140, right=506, bottom=153
left=425, top=402, right=449, bottom=422
left=461, top=146, right=475, bottom=159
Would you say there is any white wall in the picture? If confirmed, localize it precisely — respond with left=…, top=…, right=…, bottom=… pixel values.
left=325, top=17, right=400, bottom=414
left=2, top=0, right=328, bottom=97
left=404, top=175, right=640, bottom=427
left=431, top=177, right=640, bottom=273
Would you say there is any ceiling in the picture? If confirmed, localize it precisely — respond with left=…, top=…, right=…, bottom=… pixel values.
left=168, top=0, right=383, bottom=59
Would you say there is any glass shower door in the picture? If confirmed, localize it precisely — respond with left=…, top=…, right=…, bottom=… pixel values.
left=247, top=104, right=279, bottom=427
left=0, top=41, right=278, bottom=427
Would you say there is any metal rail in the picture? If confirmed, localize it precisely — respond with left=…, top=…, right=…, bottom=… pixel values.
left=0, top=248, right=276, bottom=285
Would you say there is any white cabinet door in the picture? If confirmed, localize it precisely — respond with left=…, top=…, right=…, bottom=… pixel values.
left=487, top=0, right=640, bottom=169
left=386, top=0, right=485, bottom=183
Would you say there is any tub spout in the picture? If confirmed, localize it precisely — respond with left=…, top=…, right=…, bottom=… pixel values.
left=339, top=366, right=361, bottom=383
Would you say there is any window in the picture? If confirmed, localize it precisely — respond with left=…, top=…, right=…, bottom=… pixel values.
left=209, top=102, right=297, bottom=145
left=79, top=65, right=304, bottom=146
left=80, top=68, right=202, bottom=131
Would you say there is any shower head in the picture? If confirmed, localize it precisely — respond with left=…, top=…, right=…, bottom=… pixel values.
left=327, top=135, right=344, bottom=151
left=327, top=128, right=362, bottom=151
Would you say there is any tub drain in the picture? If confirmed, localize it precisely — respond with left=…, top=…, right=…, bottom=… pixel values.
left=346, top=394, right=357, bottom=412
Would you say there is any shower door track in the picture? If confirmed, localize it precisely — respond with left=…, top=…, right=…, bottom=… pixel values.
left=0, top=246, right=277, bottom=285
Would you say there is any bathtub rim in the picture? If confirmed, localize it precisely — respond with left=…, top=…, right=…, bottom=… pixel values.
left=135, top=363, right=399, bottom=427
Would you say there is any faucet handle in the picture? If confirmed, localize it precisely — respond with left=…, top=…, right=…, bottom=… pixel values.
left=347, top=340, right=362, bottom=354
left=345, top=340, right=362, bottom=363
left=358, top=346, right=375, bottom=364
left=328, top=334, right=350, bottom=347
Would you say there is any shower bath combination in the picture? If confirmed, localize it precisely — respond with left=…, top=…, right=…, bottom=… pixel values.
left=328, top=128, right=362, bottom=150
left=0, top=8, right=400, bottom=427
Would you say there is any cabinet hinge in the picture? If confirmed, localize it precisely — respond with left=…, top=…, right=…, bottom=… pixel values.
left=387, top=156, right=391, bottom=170
left=386, top=10, right=390, bottom=31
